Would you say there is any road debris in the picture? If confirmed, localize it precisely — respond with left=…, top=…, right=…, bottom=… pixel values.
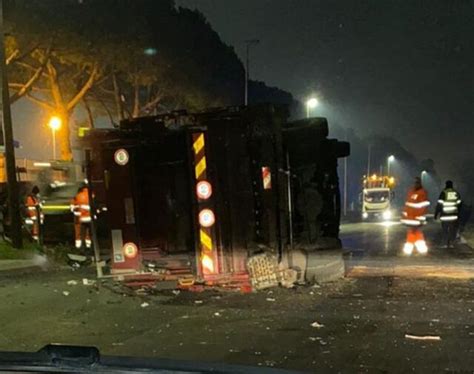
left=67, top=280, right=78, bottom=286
left=405, top=334, right=441, bottom=341
left=311, top=321, right=324, bottom=328
left=82, top=278, right=96, bottom=286
left=140, top=302, right=150, bottom=308
left=172, top=290, right=180, bottom=296
left=194, top=300, right=203, bottom=304
left=62, top=291, right=70, bottom=296
left=266, top=297, right=276, bottom=302
left=214, top=312, right=221, bottom=317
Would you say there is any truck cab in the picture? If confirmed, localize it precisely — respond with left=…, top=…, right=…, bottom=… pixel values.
left=361, top=175, right=395, bottom=221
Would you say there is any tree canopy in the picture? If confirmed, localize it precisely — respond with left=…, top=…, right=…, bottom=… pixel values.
left=5, top=0, right=245, bottom=160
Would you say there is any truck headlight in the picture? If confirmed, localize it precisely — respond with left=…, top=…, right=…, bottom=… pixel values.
left=383, top=210, right=392, bottom=220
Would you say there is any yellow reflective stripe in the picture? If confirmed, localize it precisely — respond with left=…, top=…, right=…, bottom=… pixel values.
left=195, top=156, right=207, bottom=179
left=42, top=205, right=71, bottom=210
left=200, top=229, right=213, bottom=251
left=193, top=133, right=205, bottom=154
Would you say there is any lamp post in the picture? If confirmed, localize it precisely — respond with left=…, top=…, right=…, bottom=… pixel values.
left=48, top=116, right=62, bottom=160
left=421, top=170, right=428, bottom=185
left=306, top=97, right=319, bottom=118
left=244, top=39, right=259, bottom=106
left=387, top=155, right=395, bottom=175
left=0, top=0, right=22, bottom=248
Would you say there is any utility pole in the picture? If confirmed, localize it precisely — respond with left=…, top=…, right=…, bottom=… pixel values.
left=0, top=0, right=22, bottom=248
left=244, top=39, right=259, bottom=106
left=366, top=144, right=371, bottom=176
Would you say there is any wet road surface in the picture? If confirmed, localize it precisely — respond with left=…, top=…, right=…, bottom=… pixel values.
left=341, top=219, right=474, bottom=278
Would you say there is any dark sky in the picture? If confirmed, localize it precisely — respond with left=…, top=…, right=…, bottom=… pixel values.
left=177, top=0, right=473, bottom=175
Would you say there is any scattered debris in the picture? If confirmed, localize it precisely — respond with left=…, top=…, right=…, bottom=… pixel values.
left=112, top=342, right=124, bottom=346
left=82, top=278, right=96, bottom=286
left=311, top=321, right=324, bottom=328
left=214, top=312, right=221, bottom=317
left=67, top=280, right=78, bottom=286
left=140, top=302, right=150, bottom=308
left=309, top=337, right=318, bottom=341
left=405, top=334, right=441, bottom=341
left=266, top=298, right=276, bottom=302
left=172, top=290, right=181, bottom=296
left=194, top=300, right=203, bottom=304
left=62, top=291, right=70, bottom=296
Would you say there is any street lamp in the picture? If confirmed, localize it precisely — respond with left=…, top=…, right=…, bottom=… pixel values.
left=306, top=97, right=319, bottom=118
left=421, top=170, right=428, bottom=185
left=244, top=39, right=260, bottom=106
left=387, top=155, right=395, bottom=175
left=48, top=116, right=62, bottom=160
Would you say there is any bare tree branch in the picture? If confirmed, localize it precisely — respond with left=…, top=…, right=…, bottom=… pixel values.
left=6, top=49, right=20, bottom=65
left=8, top=42, right=42, bottom=65
left=66, top=63, right=99, bottom=111
left=25, top=93, right=54, bottom=110
left=9, top=45, right=51, bottom=103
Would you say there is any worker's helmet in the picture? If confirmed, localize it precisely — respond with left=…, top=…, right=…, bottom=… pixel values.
left=32, top=186, right=40, bottom=195
left=445, top=180, right=453, bottom=189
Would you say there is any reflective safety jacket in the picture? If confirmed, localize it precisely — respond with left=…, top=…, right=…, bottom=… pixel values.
left=435, top=188, right=461, bottom=222
left=401, top=187, right=430, bottom=226
left=71, top=188, right=91, bottom=223
left=24, top=194, right=43, bottom=223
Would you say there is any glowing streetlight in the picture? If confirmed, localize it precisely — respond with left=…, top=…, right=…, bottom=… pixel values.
left=306, top=97, right=319, bottom=118
left=421, top=170, right=428, bottom=185
left=48, top=116, right=62, bottom=160
left=387, top=155, right=395, bottom=175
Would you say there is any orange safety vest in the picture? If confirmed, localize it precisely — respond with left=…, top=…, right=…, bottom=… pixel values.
left=25, top=194, right=40, bottom=219
left=401, top=187, right=430, bottom=226
left=71, top=188, right=91, bottom=223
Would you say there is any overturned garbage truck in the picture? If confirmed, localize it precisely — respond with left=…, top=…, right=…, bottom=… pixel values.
left=82, top=104, right=349, bottom=288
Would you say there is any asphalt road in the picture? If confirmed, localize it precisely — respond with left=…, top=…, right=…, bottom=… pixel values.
left=1, top=269, right=473, bottom=373
left=340, top=219, right=472, bottom=259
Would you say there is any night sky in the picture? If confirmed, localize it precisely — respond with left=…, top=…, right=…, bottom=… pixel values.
left=177, top=0, right=473, bottom=175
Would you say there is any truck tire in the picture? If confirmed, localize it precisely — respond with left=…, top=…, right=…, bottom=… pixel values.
left=305, top=249, right=345, bottom=283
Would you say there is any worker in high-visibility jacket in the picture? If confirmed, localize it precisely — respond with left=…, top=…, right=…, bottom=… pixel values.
left=401, top=177, right=430, bottom=255
left=71, top=186, right=91, bottom=250
left=24, top=186, right=43, bottom=242
left=435, top=180, right=461, bottom=248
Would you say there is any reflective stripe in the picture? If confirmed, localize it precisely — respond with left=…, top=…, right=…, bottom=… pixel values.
left=80, top=217, right=91, bottom=223
left=401, top=219, right=422, bottom=226
left=443, top=206, right=457, bottom=213
left=415, top=240, right=428, bottom=254
left=27, top=206, right=37, bottom=211
left=457, top=200, right=462, bottom=205
left=75, top=240, right=82, bottom=248
left=73, top=212, right=81, bottom=216
left=440, top=216, right=458, bottom=221
left=441, top=201, right=456, bottom=207
left=85, top=239, right=92, bottom=248
left=80, top=205, right=91, bottom=210
left=416, top=216, right=426, bottom=221
left=406, top=201, right=430, bottom=209
left=403, top=242, right=414, bottom=255
left=438, top=200, right=444, bottom=204
left=25, top=219, right=34, bottom=225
